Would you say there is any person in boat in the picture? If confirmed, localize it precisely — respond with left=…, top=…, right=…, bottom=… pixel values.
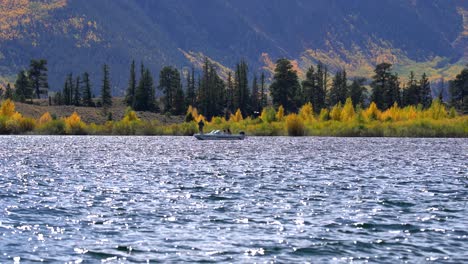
left=198, top=119, right=205, bottom=134
left=227, top=128, right=232, bottom=135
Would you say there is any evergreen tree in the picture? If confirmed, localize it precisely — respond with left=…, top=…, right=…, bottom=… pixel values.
left=73, top=76, right=81, bottom=106
left=402, top=71, right=419, bottom=106
left=82, top=72, right=93, bottom=107
left=198, top=58, right=226, bottom=119
left=371, top=63, right=400, bottom=110
left=125, top=60, right=137, bottom=108
left=101, top=64, right=112, bottom=107
left=13, top=70, right=32, bottom=103
left=302, top=63, right=328, bottom=113
left=420, top=73, right=432, bottom=108
left=62, top=73, right=74, bottom=105
left=250, top=74, right=260, bottom=114
left=159, top=66, right=182, bottom=113
left=348, top=78, right=366, bottom=107
left=53, top=91, right=63, bottom=105
left=260, top=72, right=267, bottom=109
left=4, top=83, right=13, bottom=100
left=173, top=83, right=185, bottom=115
left=449, top=66, right=468, bottom=113
left=329, top=69, right=348, bottom=106
left=185, top=67, right=196, bottom=108
left=270, top=58, right=301, bottom=112
left=302, top=65, right=316, bottom=108
left=226, top=71, right=234, bottom=113
left=234, top=59, right=250, bottom=115
left=28, top=59, right=49, bottom=99
left=135, top=68, right=157, bottom=112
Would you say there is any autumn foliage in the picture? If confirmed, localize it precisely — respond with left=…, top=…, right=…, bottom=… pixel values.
left=0, top=98, right=466, bottom=137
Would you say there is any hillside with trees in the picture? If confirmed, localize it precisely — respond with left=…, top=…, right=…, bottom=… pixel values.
left=0, top=0, right=466, bottom=96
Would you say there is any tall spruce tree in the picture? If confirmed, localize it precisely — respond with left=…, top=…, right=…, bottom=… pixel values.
left=348, top=78, right=366, bottom=107
left=14, top=70, right=32, bottom=103
left=173, top=83, right=185, bottom=115
left=270, top=58, right=301, bottom=112
left=4, top=83, right=13, bottom=100
left=125, top=60, right=137, bottom=108
left=29, top=59, right=49, bottom=99
left=226, top=71, right=234, bottom=113
left=185, top=67, right=196, bottom=108
left=198, top=58, right=226, bottom=119
left=260, top=72, right=267, bottom=109
left=82, top=72, right=93, bottom=107
left=234, top=59, right=250, bottom=115
left=135, top=68, right=156, bottom=112
left=62, top=73, right=74, bottom=105
left=329, top=69, right=348, bottom=107
left=302, top=65, right=316, bottom=108
left=449, top=66, right=467, bottom=113
left=159, top=66, right=182, bottom=113
left=73, top=76, right=81, bottom=106
left=53, top=91, right=63, bottom=105
left=251, top=74, right=260, bottom=114
left=420, top=73, right=432, bottom=108
left=402, top=71, right=419, bottom=106
left=101, top=64, right=112, bottom=107
left=371, top=63, right=400, bottom=110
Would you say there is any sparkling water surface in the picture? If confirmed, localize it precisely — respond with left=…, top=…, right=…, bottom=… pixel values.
left=0, top=136, right=467, bottom=263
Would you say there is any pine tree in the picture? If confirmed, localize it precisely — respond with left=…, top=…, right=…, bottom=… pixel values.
left=270, top=58, right=301, bottom=112
left=371, top=63, right=400, bottom=110
left=329, top=69, right=348, bottom=107
left=348, top=78, right=366, bottom=107
left=234, top=59, right=250, bottom=115
left=62, top=73, right=74, bottom=105
left=260, top=72, right=267, bottom=109
left=125, top=60, right=137, bottom=108
left=251, top=74, right=260, bottom=114
left=135, top=68, right=156, bottom=112
left=402, top=71, right=419, bottom=106
left=53, top=91, right=63, bottom=105
left=449, top=66, right=467, bottom=113
left=303, top=62, right=327, bottom=112
left=29, top=59, right=49, bottom=99
left=173, top=84, right=185, bottom=115
left=226, top=71, right=234, bottom=113
left=101, top=64, right=112, bottom=107
left=420, top=73, right=432, bottom=108
left=82, top=72, right=93, bottom=107
left=13, top=70, right=32, bottom=103
left=159, top=66, right=182, bottom=113
left=4, top=83, right=13, bottom=100
left=73, top=76, right=81, bottom=106
left=185, top=67, right=196, bottom=108
left=198, top=58, right=226, bottom=119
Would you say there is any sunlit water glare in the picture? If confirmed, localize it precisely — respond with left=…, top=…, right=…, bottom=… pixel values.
left=0, top=136, right=467, bottom=263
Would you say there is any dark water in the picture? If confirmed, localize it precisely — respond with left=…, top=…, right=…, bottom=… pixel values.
left=0, top=136, right=467, bottom=263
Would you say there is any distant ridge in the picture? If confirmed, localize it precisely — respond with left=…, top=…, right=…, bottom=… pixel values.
left=0, top=0, right=466, bottom=93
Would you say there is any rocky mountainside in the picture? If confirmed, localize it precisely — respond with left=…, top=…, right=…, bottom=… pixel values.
left=0, top=0, right=466, bottom=94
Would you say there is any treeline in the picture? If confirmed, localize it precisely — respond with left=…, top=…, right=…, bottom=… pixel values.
left=2, top=58, right=467, bottom=117
left=1, top=59, right=49, bottom=102
left=0, top=98, right=466, bottom=137
left=55, top=64, right=113, bottom=108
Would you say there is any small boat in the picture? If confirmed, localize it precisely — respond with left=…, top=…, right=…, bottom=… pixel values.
left=194, top=130, right=245, bottom=140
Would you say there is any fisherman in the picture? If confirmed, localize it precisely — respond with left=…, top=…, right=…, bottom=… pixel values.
left=198, top=119, right=205, bottom=134
left=227, top=128, right=232, bottom=135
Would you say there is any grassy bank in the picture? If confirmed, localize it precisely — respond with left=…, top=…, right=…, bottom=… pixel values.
left=0, top=99, right=466, bottom=137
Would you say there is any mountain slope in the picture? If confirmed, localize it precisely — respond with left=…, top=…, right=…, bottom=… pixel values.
left=0, top=0, right=466, bottom=94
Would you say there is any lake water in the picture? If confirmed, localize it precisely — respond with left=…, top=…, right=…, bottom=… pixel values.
left=0, top=136, right=467, bottom=263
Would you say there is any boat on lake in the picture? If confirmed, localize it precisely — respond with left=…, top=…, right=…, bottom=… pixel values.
left=194, top=130, right=245, bottom=140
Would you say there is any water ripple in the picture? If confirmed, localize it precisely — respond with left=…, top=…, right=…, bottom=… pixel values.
left=0, top=136, right=467, bottom=262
